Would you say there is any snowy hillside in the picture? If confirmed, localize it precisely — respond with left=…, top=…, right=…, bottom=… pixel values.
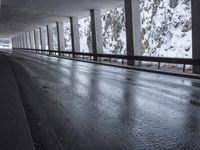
left=141, top=0, right=192, bottom=58
left=62, top=0, right=192, bottom=58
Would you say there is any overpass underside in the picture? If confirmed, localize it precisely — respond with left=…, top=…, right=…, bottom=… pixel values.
left=1, top=0, right=200, bottom=149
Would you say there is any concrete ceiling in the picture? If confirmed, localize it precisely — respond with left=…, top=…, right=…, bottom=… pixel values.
left=0, top=0, right=123, bottom=38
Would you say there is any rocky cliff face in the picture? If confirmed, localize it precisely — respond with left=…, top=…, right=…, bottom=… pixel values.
left=62, top=0, right=192, bottom=58
left=141, top=0, right=192, bottom=58
left=101, top=8, right=126, bottom=55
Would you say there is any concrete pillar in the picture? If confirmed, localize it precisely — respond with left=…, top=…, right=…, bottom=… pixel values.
left=192, top=0, right=200, bottom=74
left=17, top=35, right=21, bottom=48
left=90, top=10, right=103, bottom=58
left=21, top=35, right=23, bottom=48
left=23, top=33, right=26, bottom=48
left=22, top=34, right=25, bottom=48
left=26, top=32, right=31, bottom=49
left=34, top=29, right=40, bottom=49
left=20, top=35, right=22, bottom=48
left=25, top=33, right=28, bottom=48
left=16, top=37, right=18, bottom=48
left=13, top=37, right=15, bottom=48
left=12, top=38, right=14, bottom=48
left=19, top=35, right=22, bottom=48
left=124, top=0, right=141, bottom=65
left=40, top=27, right=47, bottom=50
left=15, top=37, right=17, bottom=48
left=57, top=22, right=65, bottom=56
left=47, top=24, right=54, bottom=51
left=13, top=37, right=16, bottom=48
left=70, top=17, right=80, bottom=56
left=17, top=36, right=19, bottom=48
left=29, top=31, right=35, bottom=49
left=20, top=35, right=23, bottom=48
left=18, top=36, right=20, bottom=48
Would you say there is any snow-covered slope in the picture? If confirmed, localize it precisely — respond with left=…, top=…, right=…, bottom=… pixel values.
left=141, top=0, right=192, bottom=58
left=62, top=0, right=192, bottom=58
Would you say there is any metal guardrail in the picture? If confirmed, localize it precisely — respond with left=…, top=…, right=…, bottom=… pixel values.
left=13, top=48, right=200, bottom=72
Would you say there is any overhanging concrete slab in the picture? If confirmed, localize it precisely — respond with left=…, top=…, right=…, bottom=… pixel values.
left=0, top=0, right=123, bottom=38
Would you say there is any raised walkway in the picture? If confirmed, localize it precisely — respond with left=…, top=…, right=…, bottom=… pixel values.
left=0, top=53, right=34, bottom=150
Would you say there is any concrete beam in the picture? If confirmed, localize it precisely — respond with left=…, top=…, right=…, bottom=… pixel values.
left=90, top=9, right=103, bottom=58
left=40, top=27, right=47, bottom=50
left=192, top=0, right=200, bottom=74
left=34, top=29, right=41, bottom=49
left=124, top=0, right=141, bottom=65
left=70, top=17, right=80, bottom=56
left=57, top=22, right=65, bottom=56
left=47, top=24, right=54, bottom=51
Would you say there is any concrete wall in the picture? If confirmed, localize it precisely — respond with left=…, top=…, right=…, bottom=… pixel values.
left=192, top=0, right=200, bottom=74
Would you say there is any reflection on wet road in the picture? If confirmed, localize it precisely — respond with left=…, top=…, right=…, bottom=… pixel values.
left=6, top=50, right=200, bottom=150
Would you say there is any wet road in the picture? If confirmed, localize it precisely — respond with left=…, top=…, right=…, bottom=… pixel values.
left=4, top=50, right=200, bottom=150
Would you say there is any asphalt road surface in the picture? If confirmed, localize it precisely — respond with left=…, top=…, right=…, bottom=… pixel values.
left=3, top=50, right=200, bottom=150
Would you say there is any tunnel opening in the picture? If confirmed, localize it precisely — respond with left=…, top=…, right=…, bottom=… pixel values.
left=0, top=38, right=12, bottom=49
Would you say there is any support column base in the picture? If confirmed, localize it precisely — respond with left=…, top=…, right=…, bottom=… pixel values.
left=127, top=59, right=135, bottom=66
left=193, top=66, right=200, bottom=74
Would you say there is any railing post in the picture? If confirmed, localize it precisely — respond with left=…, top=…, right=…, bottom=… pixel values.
left=158, top=62, right=161, bottom=69
left=183, top=64, right=186, bottom=72
left=139, top=60, right=141, bottom=67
